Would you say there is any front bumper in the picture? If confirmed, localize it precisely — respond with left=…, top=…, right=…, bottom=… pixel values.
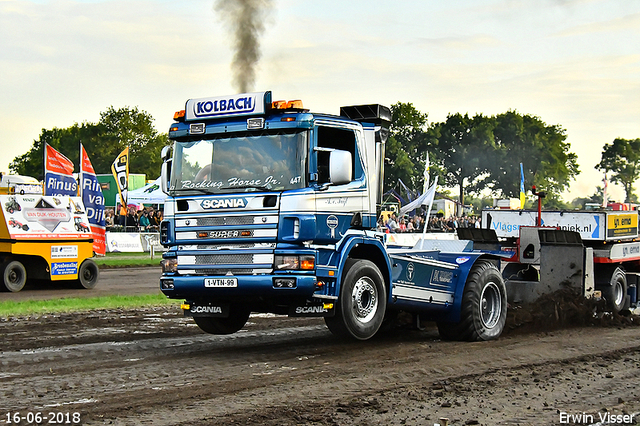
left=160, top=273, right=319, bottom=301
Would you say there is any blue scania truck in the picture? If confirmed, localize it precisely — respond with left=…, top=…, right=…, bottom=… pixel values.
left=159, top=91, right=507, bottom=341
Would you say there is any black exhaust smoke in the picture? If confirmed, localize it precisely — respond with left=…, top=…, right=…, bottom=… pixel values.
left=214, top=0, right=273, bottom=93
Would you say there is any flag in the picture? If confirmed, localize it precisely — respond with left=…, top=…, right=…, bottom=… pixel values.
left=519, top=163, right=526, bottom=210
left=415, top=176, right=440, bottom=250
left=44, top=143, right=77, bottom=196
left=111, top=147, right=129, bottom=210
left=80, top=144, right=106, bottom=255
left=422, top=152, right=430, bottom=194
left=400, top=176, right=438, bottom=217
left=602, top=174, right=608, bottom=208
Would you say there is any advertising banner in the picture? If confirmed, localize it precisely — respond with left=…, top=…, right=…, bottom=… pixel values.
left=44, top=143, right=77, bottom=196
left=106, top=232, right=144, bottom=253
left=1, top=194, right=92, bottom=240
left=480, top=210, right=640, bottom=241
left=80, top=144, right=106, bottom=255
left=105, top=232, right=162, bottom=253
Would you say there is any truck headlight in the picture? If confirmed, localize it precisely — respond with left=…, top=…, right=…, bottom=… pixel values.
left=274, top=255, right=315, bottom=270
left=161, top=258, right=178, bottom=273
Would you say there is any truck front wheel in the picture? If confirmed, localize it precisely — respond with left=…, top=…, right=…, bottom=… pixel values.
left=437, top=260, right=507, bottom=341
left=193, top=305, right=251, bottom=335
left=325, top=259, right=386, bottom=340
left=1, top=260, right=27, bottom=292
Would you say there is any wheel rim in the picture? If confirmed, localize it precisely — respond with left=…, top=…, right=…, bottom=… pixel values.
left=480, top=281, right=501, bottom=329
left=351, top=276, right=378, bottom=323
left=83, top=268, right=94, bottom=282
left=7, top=268, right=22, bottom=285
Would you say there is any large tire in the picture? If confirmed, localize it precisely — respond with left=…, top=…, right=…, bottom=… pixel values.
left=1, top=260, right=27, bottom=292
left=193, top=305, right=251, bottom=335
left=325, top=259, right=387, bottom=340
left=76, top=259, right=100, bottom=289
left=437, top=260, right=507, bottom=341
left=601, top=267, right=629, bottom=314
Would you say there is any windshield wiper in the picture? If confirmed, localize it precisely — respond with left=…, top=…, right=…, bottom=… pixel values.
left=219, top=184, right=271, bottom=192
left=171, top=187, right=215, bottom=195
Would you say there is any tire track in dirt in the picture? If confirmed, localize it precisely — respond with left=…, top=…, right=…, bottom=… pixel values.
left=2, top=305, right=639, bottom=426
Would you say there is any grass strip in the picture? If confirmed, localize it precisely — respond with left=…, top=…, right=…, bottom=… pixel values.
left=0, top=293, right=177, bottom=317
left=95, top=252, right=162, bottom=268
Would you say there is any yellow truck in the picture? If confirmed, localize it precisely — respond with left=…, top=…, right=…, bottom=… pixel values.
left=0, top=174, right=98, bottom=292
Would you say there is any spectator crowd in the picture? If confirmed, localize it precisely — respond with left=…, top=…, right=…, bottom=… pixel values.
left=105, top=205, right=163, bottom=232
left=377, top=212, right=481, bottom=233
left=104, top=206, right=480, bottom=235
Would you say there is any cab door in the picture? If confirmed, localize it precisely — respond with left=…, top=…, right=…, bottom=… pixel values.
left=314, top=125, right=367, bottom=243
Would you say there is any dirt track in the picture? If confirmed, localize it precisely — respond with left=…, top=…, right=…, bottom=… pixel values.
left=1, top=268, right=640, bottom=425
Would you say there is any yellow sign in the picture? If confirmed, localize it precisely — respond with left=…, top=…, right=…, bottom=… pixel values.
left=607, top=213, right=638, bottom=238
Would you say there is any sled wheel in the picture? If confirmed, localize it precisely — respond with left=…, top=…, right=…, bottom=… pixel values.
left=193, top=305, right=251, bottom=335
left=437, top=260, right=506, bottom=341
left=325, top=259, right=386, bottom=340
left=76, top=259, right=100, bottom=289
left=1, top=260, right=27, bottom=292
left=602, top=267, right=628, bottom=314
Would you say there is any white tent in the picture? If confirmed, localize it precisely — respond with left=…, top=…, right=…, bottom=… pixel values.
left=115, top=177, right=166, bottom=206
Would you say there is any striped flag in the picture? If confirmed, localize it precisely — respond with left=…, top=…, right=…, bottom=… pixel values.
left=44, top=143, right=77, bottom=196
left=602, top=174, right=608, bottom=208
left=519, top=163, right=526, bottom=209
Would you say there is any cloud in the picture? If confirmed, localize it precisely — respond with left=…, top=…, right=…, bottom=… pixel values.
left=411, top=34, right=503, bottom=53
left=553, top=12, right=640, bottom=37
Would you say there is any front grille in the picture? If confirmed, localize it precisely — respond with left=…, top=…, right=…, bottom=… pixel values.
left=201, top=268, right=253, bottom=275
left=194, top=243, right=259, bottom=250
left=197, top=216, right=254, bottom=226
left=195, top=254, right=253, bottom=265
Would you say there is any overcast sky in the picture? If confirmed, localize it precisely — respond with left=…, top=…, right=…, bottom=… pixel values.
left=1, top=0, right=639, bottom=202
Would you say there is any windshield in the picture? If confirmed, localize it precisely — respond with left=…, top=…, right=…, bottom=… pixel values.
left=170, top=130, right=308, bottom=194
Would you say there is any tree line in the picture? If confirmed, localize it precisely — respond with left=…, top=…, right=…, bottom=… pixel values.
left=385, top=103, right=579, bottom=209
left=9, top=103, right=638, bottom=206
left=10, top=106, right=168, bottom=180
left=386, top=102, right=640, bottom=207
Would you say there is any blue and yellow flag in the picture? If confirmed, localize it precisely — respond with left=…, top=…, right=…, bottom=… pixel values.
left=111, top=146, right=129, bottom=209
left=519, top=163, right=525, bottom=209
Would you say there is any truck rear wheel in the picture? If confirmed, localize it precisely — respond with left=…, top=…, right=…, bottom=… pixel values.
left=437, top=260, right=506, bottom=341
left=325, top=259, right=386, bottom=340
left=193, top=305, right=251, bottom=335
left=601, top=267, right=629, bottom=314
left=1, top=260, right=27, bottom=292
left=75, top=259, right=100, bottom=289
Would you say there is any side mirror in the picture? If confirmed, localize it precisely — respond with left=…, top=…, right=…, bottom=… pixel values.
left=161, top=145, right=172, bottom=162
left=329, top=150, right=352, bottom=185
left=161, top=159, right=172, bottom=194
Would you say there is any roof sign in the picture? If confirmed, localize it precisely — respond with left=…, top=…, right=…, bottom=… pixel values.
left=185, top=91, right=271, bottom=121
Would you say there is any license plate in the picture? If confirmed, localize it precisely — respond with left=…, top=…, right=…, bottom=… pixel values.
left=204, top=278, right=238, bottom=288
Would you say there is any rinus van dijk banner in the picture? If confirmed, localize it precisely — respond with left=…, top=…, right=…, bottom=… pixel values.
left=80, top=144, right=106, bottom=255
